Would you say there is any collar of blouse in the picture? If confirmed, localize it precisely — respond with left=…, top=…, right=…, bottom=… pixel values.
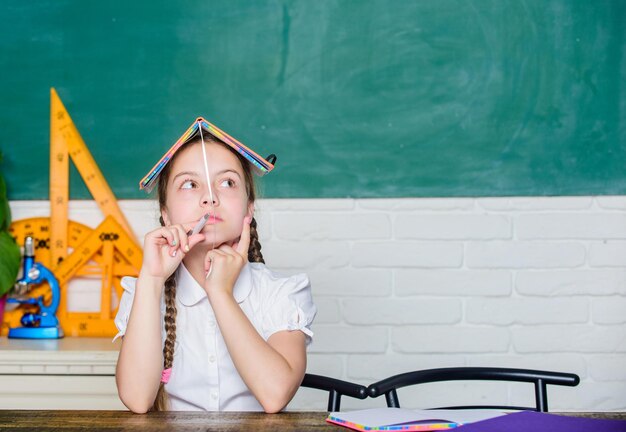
left=176, top=262, right=253, bottom=306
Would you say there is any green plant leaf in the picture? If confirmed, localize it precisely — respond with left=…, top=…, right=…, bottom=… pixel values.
left=0, top=231, right=20, bottom=296
left=0, top=174, right=7, bottom=231
left=0, top=200, right=9, bottom=231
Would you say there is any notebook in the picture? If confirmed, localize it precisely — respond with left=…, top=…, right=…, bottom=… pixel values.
left=326, top=408, right=507, bottom=431
left=453, top=410, right=626, bottom=432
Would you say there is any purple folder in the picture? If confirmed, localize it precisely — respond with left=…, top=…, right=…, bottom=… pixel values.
left=456, top=410, right=626, bottom=432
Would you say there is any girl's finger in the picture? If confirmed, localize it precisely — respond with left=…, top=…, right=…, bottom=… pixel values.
left=150, top=227, right=174, bottom=246
left=205, top=256, right=213, bottom=279
left=204, top=251, right=216, bottom=277
left=153, top=237, right=169, bottom=246
left=161, top=228, right=178, bottom=257
left=187, top=233, right=206, bottom=252
left=217, top=243, right=236, bottom=255
left=235, top=216, right=251, bottom=258
left=204, top=249, right=226, bottom=272
left=204, top=250, right=215, bottom=272
left=169, top=227, right=181, bottom=255
left=170, top=224, right=191, bottom=253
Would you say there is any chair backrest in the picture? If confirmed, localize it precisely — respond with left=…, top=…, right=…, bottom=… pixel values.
left=367, top=367, right=580, bottom=412
left=300, top=373, right=368, bottom=411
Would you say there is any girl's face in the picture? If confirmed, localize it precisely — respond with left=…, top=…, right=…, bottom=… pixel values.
left=161, top=142, right=253, bottom=247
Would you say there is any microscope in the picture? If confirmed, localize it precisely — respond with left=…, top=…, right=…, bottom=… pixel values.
left=7, top=236, right=64, bottom=339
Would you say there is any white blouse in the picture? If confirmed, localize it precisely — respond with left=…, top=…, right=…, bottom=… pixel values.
left=113, top=262, right=317, bottom=411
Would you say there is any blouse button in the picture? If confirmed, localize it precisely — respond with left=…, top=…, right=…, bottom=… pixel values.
left=208, top=321, right=216, bottom=328
left=211, top=391, right=218, bottom=400
left=209, top=355, right=216, bottom=363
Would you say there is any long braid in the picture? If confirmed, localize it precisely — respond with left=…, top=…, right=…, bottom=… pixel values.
left=152, top=272, right=178, bottom=411
left=248, top=217, right=264, bottom=264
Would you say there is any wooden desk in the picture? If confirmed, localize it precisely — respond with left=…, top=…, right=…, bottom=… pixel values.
left=0, top=411, right=337, bottom=431
left=0, top=411, right=624, bottom=432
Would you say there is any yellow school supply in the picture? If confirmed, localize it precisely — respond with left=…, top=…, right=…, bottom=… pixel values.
left=2, top=89, right=142, bottom=337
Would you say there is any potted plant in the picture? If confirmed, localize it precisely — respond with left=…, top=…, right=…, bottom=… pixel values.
left=0, top=152, right=21, bottom=327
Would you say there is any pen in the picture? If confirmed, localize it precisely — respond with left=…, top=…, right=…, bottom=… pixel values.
left=187, top=213, right=210, bottom=236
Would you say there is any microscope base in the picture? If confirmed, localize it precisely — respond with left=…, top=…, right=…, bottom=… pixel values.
left=8, top=326, right=64, bottom=339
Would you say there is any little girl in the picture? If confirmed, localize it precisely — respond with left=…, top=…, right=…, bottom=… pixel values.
left=114, top=118, right=316, bottom=413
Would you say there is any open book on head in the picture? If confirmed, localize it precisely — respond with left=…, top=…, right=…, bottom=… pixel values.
left=139, top=117, right=276, bottom=193
left=326, top=408, right=507, bottom=431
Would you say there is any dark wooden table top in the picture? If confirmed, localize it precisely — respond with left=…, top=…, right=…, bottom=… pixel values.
left=1, top=411, right=335, bottom=431
left=0, top=410, right=624, bottom=431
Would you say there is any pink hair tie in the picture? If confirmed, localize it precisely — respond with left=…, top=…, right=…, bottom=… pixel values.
left=161, top=368, right=172, bottom=384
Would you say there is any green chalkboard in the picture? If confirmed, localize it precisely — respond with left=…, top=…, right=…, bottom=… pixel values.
left=1, top=0, right=624, bottom=199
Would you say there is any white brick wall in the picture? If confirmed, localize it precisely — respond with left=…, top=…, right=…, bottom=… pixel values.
left=7, top=197, right=626, bottom=411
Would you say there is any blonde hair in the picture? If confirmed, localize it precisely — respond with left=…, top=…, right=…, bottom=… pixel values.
left=152, top=135, right=265, bottom=411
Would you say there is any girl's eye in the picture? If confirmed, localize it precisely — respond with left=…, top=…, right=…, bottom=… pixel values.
left=181, top=179, right=197, bottom=190
left=219, top=178, right=236, bottom=188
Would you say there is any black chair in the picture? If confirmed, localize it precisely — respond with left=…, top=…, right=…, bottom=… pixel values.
left=300, top=373, right=368, bottom=411
left=367, top=367, right=580, bottom=412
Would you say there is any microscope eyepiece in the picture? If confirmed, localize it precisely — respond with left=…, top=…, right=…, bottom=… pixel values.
left=24, top=236, right=35, bottom=257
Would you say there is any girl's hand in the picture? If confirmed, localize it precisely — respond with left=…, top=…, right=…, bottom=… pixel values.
left=203, top=216, right=251, bottom=298
left=140, top=223, right=206, bottom=284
